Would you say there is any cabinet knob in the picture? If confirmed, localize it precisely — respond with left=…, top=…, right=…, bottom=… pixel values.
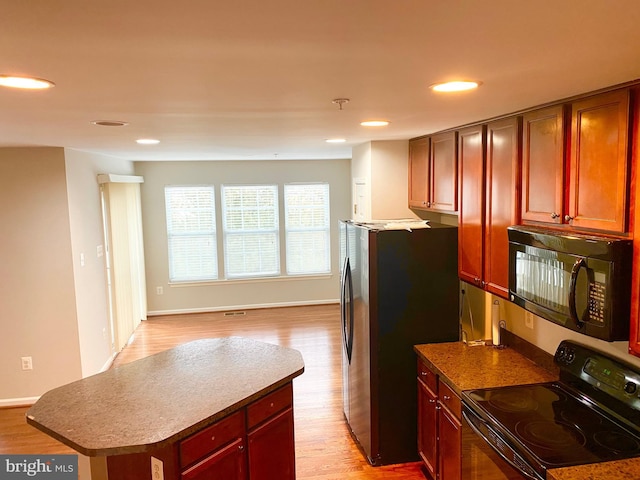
left=550, top=212, right=559, bottom=219
left=429, top=399, right=436, bottom=404
left=427, top=201, right=431, bottom=208
left=238, top=445, right=244, bottom=451
left=443, top=395, right=451, bottom=401
left=565, top=215, right=574, bottom=222
left=420, top=371, right=428, bottom=376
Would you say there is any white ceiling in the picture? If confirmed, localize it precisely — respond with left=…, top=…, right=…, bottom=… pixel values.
left=2, top=0, right=640, bottom=161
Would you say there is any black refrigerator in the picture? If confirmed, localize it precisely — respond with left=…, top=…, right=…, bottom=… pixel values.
left=339, top=220, right=459, bottom=466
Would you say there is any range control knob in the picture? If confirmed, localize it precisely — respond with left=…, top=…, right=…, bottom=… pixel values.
left=555, top=346, right=576, bottom=365
left=624, top=382, right=637, bottom=395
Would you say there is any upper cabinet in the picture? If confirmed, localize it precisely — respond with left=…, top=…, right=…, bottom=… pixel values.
left=458, top=125, right=486, bottom=288
left=521, top=105, right=566, bottom=225
left=567, top=90, right=631, bottom=233
left=408, top=137, right=430, bottom=209
left=408, top=132, right=457, bottom=212
left=484, top=117, right=522, bottom=298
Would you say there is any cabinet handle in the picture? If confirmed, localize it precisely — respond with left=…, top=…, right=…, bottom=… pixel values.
left=565, top=215, right=574, bottom=222
left=443, top=395, right=451, bottom=401
left=429, top=399, right=436, bottom=404
left=238, top=445, right=244, bottom=451
left=550, top=212, right=559, bottom=219
left=427, top=201, right=431, bottom=208
left=420, top=371, right=429, bottom=376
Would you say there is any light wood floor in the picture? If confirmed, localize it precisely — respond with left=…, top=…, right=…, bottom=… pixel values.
left=0, top=304, right=425, bottom=479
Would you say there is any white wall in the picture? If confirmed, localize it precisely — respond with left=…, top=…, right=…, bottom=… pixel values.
left=0, top=148, right=82, bottom=403
left=351, top=140, right=417, bottom=221
left=64, top=149, right=135, bottom=377
left=135, top=159, right=351, bottom=314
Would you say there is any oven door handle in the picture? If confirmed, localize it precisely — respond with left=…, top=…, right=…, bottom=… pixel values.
left=568, top=257, right=586, bottom=330
left=462, top=410, right=540, bottom=480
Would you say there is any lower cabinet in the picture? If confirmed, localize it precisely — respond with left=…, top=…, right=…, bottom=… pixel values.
left=417, top=359, right=462, bottom=480
left=106, top=383, right=295, bottom=480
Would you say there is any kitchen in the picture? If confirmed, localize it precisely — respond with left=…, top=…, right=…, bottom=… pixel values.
left=3, top=2, right=640, bottom=480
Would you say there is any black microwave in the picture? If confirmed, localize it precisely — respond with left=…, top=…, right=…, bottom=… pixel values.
left=508, top=226, right=633, bottom=341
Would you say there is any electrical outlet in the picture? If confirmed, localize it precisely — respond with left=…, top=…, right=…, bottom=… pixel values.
left=151, top=457, right=164, bottom=480
left=21, top=356, right=33, bottom=371
left=156, top=286, right=164, bottom=295
left=525, top=312, right=535, bottom=329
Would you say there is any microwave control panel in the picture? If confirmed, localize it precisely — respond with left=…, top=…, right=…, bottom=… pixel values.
left=588, top=282, right=606, bottom=323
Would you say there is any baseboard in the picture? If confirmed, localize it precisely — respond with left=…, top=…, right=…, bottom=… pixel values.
left=100, top=352, right=117, bottom=373
left=147, top=299, right=339, bottom=317
left=0, top=396, right=39, bottom=408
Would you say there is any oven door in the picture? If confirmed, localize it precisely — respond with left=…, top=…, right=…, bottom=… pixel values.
left=462, top=405, right=541, bottom=480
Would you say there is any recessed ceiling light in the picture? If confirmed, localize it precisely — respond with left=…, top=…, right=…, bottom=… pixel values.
left=92, top=120, right=129, bottom=127
left=360, top=120, right=390, bottom=127
left=430, top=81, right=481, bottom=92
left=326, top=138, right=346, bottom=143
left=0, top=75, right=55, bottom=89
left=136, top=138, right=160, bottom=145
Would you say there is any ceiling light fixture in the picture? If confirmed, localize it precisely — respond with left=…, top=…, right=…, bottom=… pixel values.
left=326, top=138, right=346, bottom=143
left=92, top=120, right=129, bottom=127
left=430, top=80, right=481, bottom=92
left=0, top=75, right=55, bottom=90
left=332, top=98, right=350, bottom=110
left=136, top=138, right=160, bottom=145
left=360, top=120, right=390, bottom=127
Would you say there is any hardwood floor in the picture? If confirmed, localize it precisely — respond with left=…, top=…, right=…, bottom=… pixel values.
left=0, top=304, right=425, bottom=479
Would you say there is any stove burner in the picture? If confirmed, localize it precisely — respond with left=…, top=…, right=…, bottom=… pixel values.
left=593, top=431, right=640, bottom=453
left=516, top=420, right=586, bottom=449
left=560, top=407, right=604, bottom=428
left=488, top=390, right=540, bottom=413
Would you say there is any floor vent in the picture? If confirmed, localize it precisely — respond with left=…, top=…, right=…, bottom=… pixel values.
left=223, top=311, right=246, bottom=317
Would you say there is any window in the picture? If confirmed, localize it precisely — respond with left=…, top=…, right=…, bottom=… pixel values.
left=221, top=185, right=280, bottom=278
left=165, top=186, right=218, bottom=282
left=284, top=183, right=330, bottom=275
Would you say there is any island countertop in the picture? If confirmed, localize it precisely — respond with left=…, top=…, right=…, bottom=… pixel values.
left=26, top=337, right=304, bottom=457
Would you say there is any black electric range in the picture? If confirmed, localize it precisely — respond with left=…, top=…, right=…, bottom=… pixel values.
left=462, top=340, right=640, bottom=479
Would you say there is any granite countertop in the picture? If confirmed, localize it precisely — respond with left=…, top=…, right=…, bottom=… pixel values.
left=26, top=337, right=304, bottom=457
left=414, top=341, right=557, bottom=395
left=547, top=457, right=640, bottom=480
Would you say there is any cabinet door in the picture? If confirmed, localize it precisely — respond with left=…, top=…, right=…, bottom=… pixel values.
left=521, top=105, right=566, bottom=224
left=248, top=407, right=295, bottom=480
left=458, top=125, right=486, bottom=287
left=485, top=117, right=521, bottom=298
left=568, top=89, right=631, bottom=232
left=409, top=137, right=430, bottom=209
left=430, top=131, right=458, bottom=211
left=417, top=378, right=438, bottom=478
left=438, top=406, right=461, bottom=480
left=181, top=438, right=247, bottom=480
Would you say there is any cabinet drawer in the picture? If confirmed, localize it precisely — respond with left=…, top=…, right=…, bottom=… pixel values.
left=180, top=410, right=245, bottom=468
left=247, top=384, right=293, bottom=430
left=417, top=358, right=437, bottom=393
left=438, top=380, right=461, bottom=420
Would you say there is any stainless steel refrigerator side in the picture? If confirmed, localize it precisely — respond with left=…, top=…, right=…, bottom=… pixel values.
left=339, top=221, right=351, bottom=428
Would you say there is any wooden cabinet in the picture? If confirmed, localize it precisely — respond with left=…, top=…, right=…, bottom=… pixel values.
left=458, top=125, right=486, bottom=288
left=417, top=359, right=462, bottom=480
left=247, top=386, right=296, bottom=480
left=568, top=89, right=631, bottom=232
left=409, top=132, right=457, bottom=212
left=417, top=359, right=438, bottom=479
left=106, top=384, right=295, bottom=480
left=409, top=137, right=430, bottom=209
left=521, top=105, right=566, bottom=224
left=484, top=117, right=521, bottom=298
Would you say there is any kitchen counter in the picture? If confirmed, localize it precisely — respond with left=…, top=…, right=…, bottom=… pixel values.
left=414, top=341, right=557, bottom=395
left=547, top=457, right=640, bottom=480
left=26, top=337, right=305, bottom=456
left=415, top=341, right=640, bottom=480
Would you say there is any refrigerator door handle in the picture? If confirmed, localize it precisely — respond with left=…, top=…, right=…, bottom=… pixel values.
left=341, top=257, right=354, bottom=363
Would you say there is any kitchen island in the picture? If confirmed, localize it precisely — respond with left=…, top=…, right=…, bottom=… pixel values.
left=27, top=337, right=304, bottom=480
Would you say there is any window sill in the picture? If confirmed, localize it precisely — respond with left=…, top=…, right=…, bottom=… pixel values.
left=168, top=273, right=333, bottom=288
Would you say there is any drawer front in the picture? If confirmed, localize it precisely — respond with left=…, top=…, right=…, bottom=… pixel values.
left=247, top=384, right=293, bottom=430
left=438, top=380, right=461, bottom=420
left=417, top=358, right=437, bottom=393
left=180, top=410, right=245, bottom=468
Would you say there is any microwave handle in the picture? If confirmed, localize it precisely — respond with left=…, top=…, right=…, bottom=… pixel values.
left=569, top=258, right=586, bottom=330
